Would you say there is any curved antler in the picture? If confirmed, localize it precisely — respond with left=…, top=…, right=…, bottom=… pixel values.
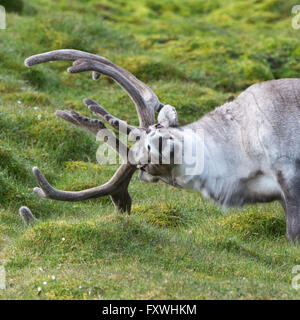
left=24, top=49, right=163, bottom=127
left=32, top=164, right=136, bottom=201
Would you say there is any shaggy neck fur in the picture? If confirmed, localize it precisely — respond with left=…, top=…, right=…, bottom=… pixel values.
left=172, top=100, right=281, bottom=208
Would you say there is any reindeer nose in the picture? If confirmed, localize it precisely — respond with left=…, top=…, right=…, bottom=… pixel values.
left=146, top=128, right=151, bottom=134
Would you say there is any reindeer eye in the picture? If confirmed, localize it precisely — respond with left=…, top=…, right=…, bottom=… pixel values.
left=155, top=124, right=163, bottom=129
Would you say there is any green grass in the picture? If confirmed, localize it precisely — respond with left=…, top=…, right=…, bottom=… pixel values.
left=0, top=0, right=300, bottom=299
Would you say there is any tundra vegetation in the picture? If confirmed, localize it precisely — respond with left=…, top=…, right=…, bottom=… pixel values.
left=0, top=0, right=300, bottom=299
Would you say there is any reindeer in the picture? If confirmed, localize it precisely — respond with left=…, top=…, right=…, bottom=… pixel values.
left=24, top=50, right=300, bottom=242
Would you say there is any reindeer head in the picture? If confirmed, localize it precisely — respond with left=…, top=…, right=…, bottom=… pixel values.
left=24, top=49, right=182, bottom=213
left=127, top=104, right=179, bottom=178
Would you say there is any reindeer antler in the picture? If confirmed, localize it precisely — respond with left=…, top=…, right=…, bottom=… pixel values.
left=24, top=49, right=163, bottom=127
left=24, top=49, right=164, bottom=213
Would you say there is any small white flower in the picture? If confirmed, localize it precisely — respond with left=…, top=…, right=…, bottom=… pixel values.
left=62, top=237, right=66, bottom=241
left=34, top=107, right=38, bottom=110
left=37, top=287, right=42, bottom=292
left=242, top=277, right=246, bottom=280
left=43, top=281, right=47, bottom=285
left=37, top=114, right=42, bottom=120
left=52, top=275, right=56, bottom=280
left=79, top=286, right=82, bottom=289
left=17, top=100, right=22, bottom=104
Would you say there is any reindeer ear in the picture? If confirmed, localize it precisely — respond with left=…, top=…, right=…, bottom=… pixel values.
left=157, top=105, right=178, bottom=127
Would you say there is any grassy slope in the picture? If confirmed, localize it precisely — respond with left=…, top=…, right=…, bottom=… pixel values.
left=0, top=0, right=300, bottom=299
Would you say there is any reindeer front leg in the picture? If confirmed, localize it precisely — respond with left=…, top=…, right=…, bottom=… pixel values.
left=278, top=170, right=300, bottom=242
left=285, top=201, right=300, bottom=242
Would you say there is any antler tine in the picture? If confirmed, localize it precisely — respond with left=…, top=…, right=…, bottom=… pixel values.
left=55, top=109, right=105, bottom=135
left=83, top=98, right=136, bottom=134
left=55, top=110, right=130, bottom=161
left=25, top=49, right=163, bottom=127
left=32, top=164, right=136, bottom=202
